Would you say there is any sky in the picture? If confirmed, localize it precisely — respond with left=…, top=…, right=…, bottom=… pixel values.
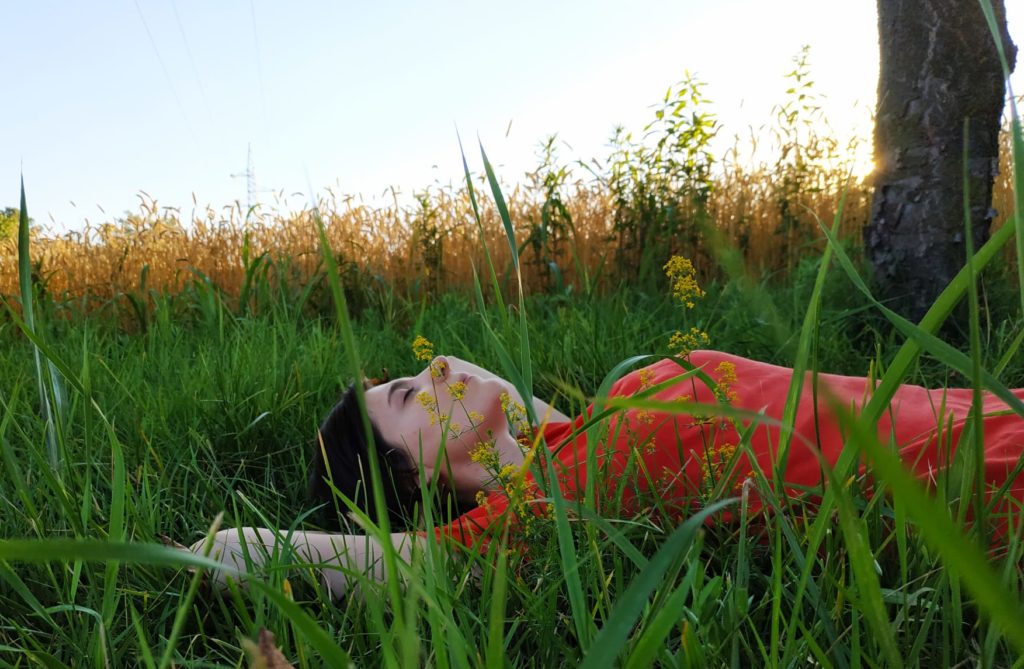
left=4, top=1, right=1023, bottom=232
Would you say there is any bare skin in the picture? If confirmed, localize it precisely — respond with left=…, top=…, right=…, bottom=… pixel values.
left=363, top=355, right=568, bottom=494
left=190, top=355, right=568, bottom=598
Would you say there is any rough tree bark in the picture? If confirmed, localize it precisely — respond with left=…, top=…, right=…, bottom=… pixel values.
left=866, top=0, right=1016, bottom=322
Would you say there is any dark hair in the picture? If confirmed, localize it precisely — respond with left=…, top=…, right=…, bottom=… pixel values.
left=308, top=384, right=477, bottom=530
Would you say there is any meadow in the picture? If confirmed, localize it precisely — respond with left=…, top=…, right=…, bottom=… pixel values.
left=1, top=65, right=1024, bottom=667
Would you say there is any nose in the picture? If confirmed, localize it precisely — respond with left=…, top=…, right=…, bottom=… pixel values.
left=429, top=355, right=450, bottom=380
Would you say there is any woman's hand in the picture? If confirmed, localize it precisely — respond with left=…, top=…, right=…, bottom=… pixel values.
left=189, top=528, right=416, bottom=599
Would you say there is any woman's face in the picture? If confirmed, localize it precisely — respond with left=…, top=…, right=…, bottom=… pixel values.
left=363, top=356, right=517, bottom=494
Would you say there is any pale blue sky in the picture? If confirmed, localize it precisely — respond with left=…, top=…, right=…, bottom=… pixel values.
left=5, top=1, right=1022, bottom=231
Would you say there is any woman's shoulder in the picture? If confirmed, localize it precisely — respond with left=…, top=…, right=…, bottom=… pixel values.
left=626, top=351, right=797, bottom=395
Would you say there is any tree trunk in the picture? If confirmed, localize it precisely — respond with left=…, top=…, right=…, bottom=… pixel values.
left=866, top=0, right=1016, bottom=322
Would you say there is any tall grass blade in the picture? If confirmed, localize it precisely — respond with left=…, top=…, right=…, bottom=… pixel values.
left=826, top=393, right=1024, bottom=653
left=0, top=538, right=238, bottom=572
left=99, top=422, right=127, bottom=656
left=543, top=418, right=592, bottom=651
left=963, top=119, right=988, bottom=542
left=248, top=580, right=354, bottom=667
left=479, top=143, right=519, bottom=276
left=818, top=221, right=1024, bottom=417
left=458, top=132, right=509, bottom=330
left=774, top=194, right=845, bottom=486
left=479, top=143, right=533, bottom=397
left=485, top=548, right=509, bottom=668
left=17, top=177, right=65, bottom=472
left=822, top=437, right=903, bottom=667
left=978, top=0, right=1024, bottom=315
left=579, top=498, right=736, bottom=669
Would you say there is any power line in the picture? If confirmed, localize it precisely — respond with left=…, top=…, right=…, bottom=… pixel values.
left=132, top=0, right=198, bottom=145
left=170, top=0, right=212, bottom=121
left=248, top=0, right=270, bottom=138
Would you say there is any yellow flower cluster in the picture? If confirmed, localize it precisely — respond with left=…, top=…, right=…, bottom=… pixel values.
left=713, top=361, right=738, bottom=403
left=636, top=369, right=656, bottom=425
left=430, top=358, right=448, bottom=378
left=500, top=392, right=533, bottom=441
left=700, top=442, right=737, bottom=490
left=446, top=380, right=466, bottom=401
left=664, top=256, right=705, bottom=308
left=668, top=327, right=710, bottom=357
left=469, top=441, right=501, bottom=470
left=416, top=390, right=449, bottom=426
left=500, top=463, right=551, bottom=539
left=411, top=335, right=434, bottom=362
left=471, top=441, right=551, bottom=540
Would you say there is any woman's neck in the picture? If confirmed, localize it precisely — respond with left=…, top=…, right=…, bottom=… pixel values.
left=475, top=430, right=527, bottom=492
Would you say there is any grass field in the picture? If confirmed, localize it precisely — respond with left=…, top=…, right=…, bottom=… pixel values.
left=3, top=64, right=1024, bottom=668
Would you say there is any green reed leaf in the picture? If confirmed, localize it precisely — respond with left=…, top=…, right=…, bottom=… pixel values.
left=248, top=580, right=354, bottom=668
left=580, top=498, right=737, bottom=669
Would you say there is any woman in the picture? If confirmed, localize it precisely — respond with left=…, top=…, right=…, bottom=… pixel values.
left=192, top=351, right=1024, bottom=598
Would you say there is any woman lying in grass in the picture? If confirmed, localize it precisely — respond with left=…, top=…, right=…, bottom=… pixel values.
left=192, top=351, right=1024, bottom=598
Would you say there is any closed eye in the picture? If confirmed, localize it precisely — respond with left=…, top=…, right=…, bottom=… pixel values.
left=404, top=386, right=415, bottom=404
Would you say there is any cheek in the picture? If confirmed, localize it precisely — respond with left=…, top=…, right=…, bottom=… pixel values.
left=468, top=382, right=508, bottom=430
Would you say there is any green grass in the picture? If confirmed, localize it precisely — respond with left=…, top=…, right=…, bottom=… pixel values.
left=3, top=22, right=1024, bottom=660
left=1, top=199, right=1023, bottom=665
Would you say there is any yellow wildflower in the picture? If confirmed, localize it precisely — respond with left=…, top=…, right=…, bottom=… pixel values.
left=664, top=256, right=705, bottom=308
left=713, top=361, right=738, bottom=403
left=430, top=357, right=448, bottom=378
left=417, top=391, right=435, bottom=413
left=700, top=442, right=737, bottom=491
left=500, top=392, right=532, bottom=439
left=411, top=335, right=434, bottom=362
left=668, top=327, right=710, bottom=357
left=447, top=380, right=466, bottom=401
left=469, top=441, right=501, bottom=470
left=417, top=391, right=446, bottom=426
left=635, top=369, right=658, bottom=424
left=636, top=410, right=655, bottom=426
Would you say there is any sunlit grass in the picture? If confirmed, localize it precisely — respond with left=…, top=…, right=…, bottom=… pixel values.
left=0, top=73, right=885, bottom=313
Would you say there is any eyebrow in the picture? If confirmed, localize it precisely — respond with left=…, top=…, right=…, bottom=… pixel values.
left=387, top=381, right=408, bottom=407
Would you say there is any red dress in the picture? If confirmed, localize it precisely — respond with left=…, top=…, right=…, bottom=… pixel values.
left=439, top=351, right=1024, bottom=546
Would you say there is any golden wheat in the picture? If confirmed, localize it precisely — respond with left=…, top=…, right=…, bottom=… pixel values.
left=1, top=128, right=1017, bottom=313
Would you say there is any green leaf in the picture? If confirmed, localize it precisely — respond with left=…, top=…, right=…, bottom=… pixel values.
left=827, top=394, right=1024, bottom=653
left=248, top=580, right=354, bottom=667
left=0, top=538, right=238, bottom=573
left=580, top=498, right=737, bottom=669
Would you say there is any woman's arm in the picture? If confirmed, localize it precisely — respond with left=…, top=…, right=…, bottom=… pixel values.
left=191, top=528, right=421, bottom=599
left=446, top=355, right=571, bottom=423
